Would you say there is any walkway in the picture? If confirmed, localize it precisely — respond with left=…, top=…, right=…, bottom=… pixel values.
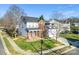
left=3, top=34, right=26, bottom=54
left=0, top=38, right=6, bottom=55
left=65, top=48, right=79, bottom=55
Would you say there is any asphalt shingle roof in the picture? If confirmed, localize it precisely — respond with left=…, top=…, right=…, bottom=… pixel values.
left=21, top=16, right=39, bottom=23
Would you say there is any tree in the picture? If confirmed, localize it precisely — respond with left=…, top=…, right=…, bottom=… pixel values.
left=51, top=12, right=64, bottom=20
left=51, top=12, right=63, bottom=42
left=3, top=5, right=26, bottom=37
left=0, top=18, right=4, bottom=26
left=39, top=15, right=44, bottom=20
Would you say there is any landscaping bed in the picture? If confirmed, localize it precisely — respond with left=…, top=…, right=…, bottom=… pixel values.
left=46, top=46, right=71, bottom=55
left=14, top=38, right=63, bottom=52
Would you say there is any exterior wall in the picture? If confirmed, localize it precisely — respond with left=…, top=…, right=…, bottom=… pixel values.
left=47, top=20, right=60, bottom=39
left=26, top=22, right=39, bottom=28
left=38, top=20, right=45, bottom=38
left=74, top=23, right=79, bottom=26
left=47, top=29, right=57, bottom=39
left=47, top=20, right=70, bottom=39
left=18, top=22, right=27, bottom=36
left=61, top=23, right=70, bottom=31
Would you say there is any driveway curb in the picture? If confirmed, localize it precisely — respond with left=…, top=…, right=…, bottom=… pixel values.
left=0, top=35, right=11, bottom=55
left=61, top=46, right=76, bottom=54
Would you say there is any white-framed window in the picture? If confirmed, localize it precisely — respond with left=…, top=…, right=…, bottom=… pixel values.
left=26, top=22, right=39, bottom=28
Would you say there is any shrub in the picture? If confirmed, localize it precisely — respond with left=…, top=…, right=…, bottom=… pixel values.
left=4, top=28, right=18, bottom=37
left=60, top=30, right=72, bottom=34
left=71, top=26, right=79, bottom=32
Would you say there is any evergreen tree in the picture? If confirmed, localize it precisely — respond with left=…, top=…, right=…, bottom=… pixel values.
left=39, top=15, right=44, bottom=20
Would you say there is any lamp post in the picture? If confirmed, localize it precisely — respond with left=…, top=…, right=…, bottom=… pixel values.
left=40, top=38, right=43, bottom=55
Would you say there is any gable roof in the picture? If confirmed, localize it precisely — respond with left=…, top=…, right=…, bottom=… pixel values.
left=21, top=16, right=39, bottom=23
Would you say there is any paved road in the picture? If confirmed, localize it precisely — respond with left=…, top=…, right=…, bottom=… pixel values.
left=0, top=38, right=6, bottom=55
left=65, top=39, right=79, bottom=55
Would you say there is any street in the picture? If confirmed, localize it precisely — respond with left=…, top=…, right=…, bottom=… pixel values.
left=0, top=38, right=6, bottom=55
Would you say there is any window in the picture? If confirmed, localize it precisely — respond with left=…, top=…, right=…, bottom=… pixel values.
left=26, top=22, right=39, bottom=28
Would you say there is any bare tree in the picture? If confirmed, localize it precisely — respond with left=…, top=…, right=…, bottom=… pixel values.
left=51, top=12, right=64, bottom=20
left=51, top=12, right=63, bottom=42
left=3, top=5, right=26, bottom=37
left=55, top=22, right=62, bottom=42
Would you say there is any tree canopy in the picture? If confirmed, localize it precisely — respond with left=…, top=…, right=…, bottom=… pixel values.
left=39, top=15, right=44, bottom=21
left=2, top=5, right=26, bottom=29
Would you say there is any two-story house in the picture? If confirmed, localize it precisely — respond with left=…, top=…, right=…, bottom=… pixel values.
left=45, top=19, right=70, bottom=39
left=18, top=16, right=45, bottom=40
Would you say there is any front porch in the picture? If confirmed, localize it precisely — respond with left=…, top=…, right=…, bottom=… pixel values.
left=26, top=29, right=43, bottom=41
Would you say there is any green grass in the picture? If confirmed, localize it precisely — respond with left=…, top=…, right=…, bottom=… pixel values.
left=14, top=38, right=62, bottom=52
left=60, top=33, right=79, bottom=40
left=3, top=37, right=20, bottom=55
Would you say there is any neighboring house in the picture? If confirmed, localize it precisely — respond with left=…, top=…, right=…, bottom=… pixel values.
left=74, top=23, right=79, bottom=26
left=18, top=16, right=70, bottom=39
left=45, top=20, right=70, bottom=39
left=72, top=23, right=79, bottom=34
left=45, top=20, right=59, bottom=39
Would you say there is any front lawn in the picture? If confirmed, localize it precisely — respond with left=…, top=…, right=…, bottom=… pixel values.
left=14, top=38, right=62, bottom=52
left=60, top=33, right=79, bottom=40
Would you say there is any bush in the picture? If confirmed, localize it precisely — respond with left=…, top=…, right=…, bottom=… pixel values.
left=4, top=28, right=18, bottom=37
left=72, top=31, right=79, bottom=34
left=60, top=30, right=72, bottom=34
left=60, top=33, right=79, bottom=40
left=71, top=26, right=79, bottom=32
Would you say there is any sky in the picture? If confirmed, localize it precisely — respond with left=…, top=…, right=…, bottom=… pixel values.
left=0, top=4, right=79, bottom=20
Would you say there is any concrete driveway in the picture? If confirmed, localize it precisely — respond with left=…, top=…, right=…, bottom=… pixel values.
left=65, top=48, right=79, bottom=55
left=0, top=38, right=6, bottom=55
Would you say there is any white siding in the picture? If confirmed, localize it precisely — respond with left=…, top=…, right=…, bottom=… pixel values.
left=48, top=29, right=57, bottom=39
left=61, top=23, right=70, bottom=31
left=26, top=22, right=39, bottom=28
left=74, top=23, right=79, bottom=26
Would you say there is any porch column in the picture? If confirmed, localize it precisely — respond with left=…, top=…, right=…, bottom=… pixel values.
left=30, top=31, right=32, bottom=37
left=36, top=31, right=38, bottom=37
left=34, top=31, right=36, bottom=37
